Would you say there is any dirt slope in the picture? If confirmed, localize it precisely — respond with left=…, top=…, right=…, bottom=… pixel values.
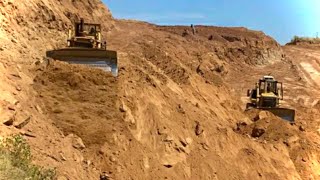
left=0, top=0, right=319, bottom=180
left=0, top=0, right=114, bottom=64
left=225, top=43, right=320, bottom=179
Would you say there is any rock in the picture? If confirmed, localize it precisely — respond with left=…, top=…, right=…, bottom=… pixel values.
left=14, top=115, right=31, bottom=129
left=0, top=112, right=15, bottom=126
left=195, top=103, right=200, bottom=108
left=109, top=156, right=116, bottom=162
left=11, top=38, right=18, bottom=43
left=299, top=125, right=305, bottom=132
left=179, top=138, right=193, bottom=151
left=235, top=121, right=248, bottom=131
left=157, top=126, right=168, bottom=135
left=73, top=139, right=86, bottom=150
left=112, top=151, right=120, bottom=156
left=185, top=137, right=193, bottom=145
left=163, top=134, right=174, bottom=142
left=177, top=145, right=191, bottom=154
left=285, top=135, right=299, bottom=147
left=34, top=60, right=41, bottom=66
left=163, top=164, right=173, bottom=168
left=253, top=111, right=272, bottom=121
left=177, top=104, right=185, bottom=114
left=195, top=121, right=204, bottom=136
left=10, top=72, right=21, bottom=78
left=180, top=140, right=187, bottom=147
left=100, top=172, right=110, bottom=180
left=201, top=143, right=210, bottom=150
left=119, top=103, right=127, bottom=112
left=15, top=86, right=22, bottom=91
left=20, top=131, right=36, bottom=138
left=251, top=125, right=266, bottom=138
left=53, top=108, right=63, bottom=114
left=16, top=65, right=22, bottom=72
left=59, top=153, right=67, bottom=161
left=85, top=160, right=91, bottom=166
left=258, top=111, right=269, bottom=119
left=68, top=134, right=86, bottom=150
left=7, top=105, right=16, bottom=111
left=35, top=105, right=43, bottom=114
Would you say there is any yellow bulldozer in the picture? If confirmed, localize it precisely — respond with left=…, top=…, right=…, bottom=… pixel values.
left=246, top=76, right=295, bottom=122
left=46, top=18, right=118, bottom=76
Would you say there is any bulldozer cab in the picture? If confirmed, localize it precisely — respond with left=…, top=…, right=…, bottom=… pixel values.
left=75, top=21, right=101, bottom=37
left=258, top=78, right=283, bottom=100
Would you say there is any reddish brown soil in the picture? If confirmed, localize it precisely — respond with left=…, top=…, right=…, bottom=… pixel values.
left=0, top=0, right=319, bottom=179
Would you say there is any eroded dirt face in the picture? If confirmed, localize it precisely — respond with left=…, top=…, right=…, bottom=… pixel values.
left=0, top=0, right=319, bottom=179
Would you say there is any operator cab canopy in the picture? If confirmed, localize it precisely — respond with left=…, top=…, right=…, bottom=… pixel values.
left=262, top=75, right=275, bottom=81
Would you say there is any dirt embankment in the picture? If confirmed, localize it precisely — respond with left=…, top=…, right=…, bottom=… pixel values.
left=0, top=0, right=114, bottom=64
left=0, top=0, right=319, bottom=179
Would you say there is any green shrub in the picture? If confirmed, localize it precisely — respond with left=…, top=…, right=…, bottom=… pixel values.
left=0, top=135, right=56, bottom=180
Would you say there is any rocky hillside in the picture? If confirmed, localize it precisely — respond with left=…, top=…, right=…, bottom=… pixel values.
left=0, top=0, right=319, bottom=180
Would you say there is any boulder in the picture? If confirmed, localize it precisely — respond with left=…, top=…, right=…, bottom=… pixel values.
left=14, top=113, right=31, bottom=129
left=68, top=134, right=86, bottom=150
left=251, top=124, right=266, bottom=138
left=253, top=111, right=273, bottom=121
left=0, top=111, right=15, bottom=126
left=259, top=111, right=269, bottom=119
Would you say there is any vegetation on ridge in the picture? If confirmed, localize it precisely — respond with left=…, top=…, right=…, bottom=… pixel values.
left=289, top=35, right=320, bottom=44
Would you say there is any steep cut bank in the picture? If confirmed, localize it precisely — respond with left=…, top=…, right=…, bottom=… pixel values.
left=0, top=0, right=114, bottom=64
left=0, top=0, right=319, bottom=179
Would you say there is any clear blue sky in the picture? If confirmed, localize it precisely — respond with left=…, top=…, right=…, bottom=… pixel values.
left=103, top=0, right=320, bottom=44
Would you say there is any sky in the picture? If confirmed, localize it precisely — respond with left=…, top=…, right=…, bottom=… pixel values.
left=103, top=0, right=320, bottom=44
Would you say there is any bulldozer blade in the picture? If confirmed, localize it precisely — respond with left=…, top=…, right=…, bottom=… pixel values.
left=260, top=107, right=295, bottom=122
left=46, top=48, right=118, bottom=76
